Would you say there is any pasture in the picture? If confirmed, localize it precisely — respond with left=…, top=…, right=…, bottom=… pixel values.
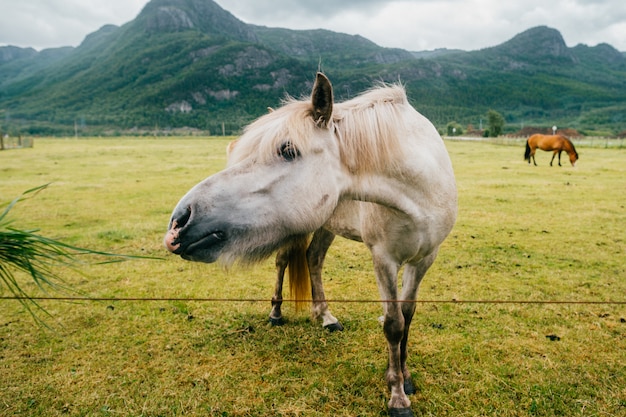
left=1, top=137, right=625, bottom=416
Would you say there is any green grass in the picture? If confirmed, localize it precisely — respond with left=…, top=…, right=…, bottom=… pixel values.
left=0, top=138, right=625, bottom=416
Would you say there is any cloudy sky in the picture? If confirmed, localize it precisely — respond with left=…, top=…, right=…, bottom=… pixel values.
left=1, top=0, right=625, bottom=52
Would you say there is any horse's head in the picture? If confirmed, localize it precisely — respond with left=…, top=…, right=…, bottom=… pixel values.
left=164, top=73, right=343, bottom=264
left=564, top=136, right=579, bottom=167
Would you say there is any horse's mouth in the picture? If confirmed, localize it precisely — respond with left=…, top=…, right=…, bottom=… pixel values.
left=180, top=231, right=227, bottom=262
left=164, top=217, right=228, bottom=263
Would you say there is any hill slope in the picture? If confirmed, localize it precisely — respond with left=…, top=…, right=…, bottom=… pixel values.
left=0, top=1, right=625, bottom=136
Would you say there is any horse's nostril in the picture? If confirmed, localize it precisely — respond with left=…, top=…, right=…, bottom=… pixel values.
left=174, top=206, right=192, bottom=229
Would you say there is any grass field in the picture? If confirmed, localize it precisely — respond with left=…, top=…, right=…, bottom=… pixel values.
left=1, top=137, right=625, bottom=416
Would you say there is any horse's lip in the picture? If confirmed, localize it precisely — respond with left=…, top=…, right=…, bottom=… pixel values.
left=180, top=230, right=227, bottom=260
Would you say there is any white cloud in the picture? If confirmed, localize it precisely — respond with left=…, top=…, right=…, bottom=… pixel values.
left=0, top=0, right=146, bottom=49
left=217, top=0, right=626, bottom=51
left=1, top=0, right=624, bottom=51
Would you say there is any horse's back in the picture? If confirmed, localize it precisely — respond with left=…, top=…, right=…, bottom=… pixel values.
left=528, top=133, right=545, bottom=146
left=528, top=134, right=566, bottom=151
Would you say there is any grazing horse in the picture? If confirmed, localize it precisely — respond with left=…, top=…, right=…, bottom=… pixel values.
left=525, top=134, right=579, bottom=166
left=164, top=73, right=457, bottom=416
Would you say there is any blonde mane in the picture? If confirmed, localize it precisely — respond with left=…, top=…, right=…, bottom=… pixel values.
left=229, top=83, right=411, bottom=174
left=333, top=84, right=409, bottom=174
left=227, top=100, right=317, bottom=165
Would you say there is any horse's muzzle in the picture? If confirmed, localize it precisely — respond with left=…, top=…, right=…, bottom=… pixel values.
left=164, top=205, right=229, bottom=263
left=164, top=219, right=182, bottom=253
left=164, top=203, right=193, bottom=254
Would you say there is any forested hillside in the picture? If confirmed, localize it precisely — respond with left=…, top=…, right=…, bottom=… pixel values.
left=1, top=0, right=624, bottom=136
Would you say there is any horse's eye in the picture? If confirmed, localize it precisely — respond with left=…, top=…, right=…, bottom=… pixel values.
left=278, top=141, right=300, bottom=161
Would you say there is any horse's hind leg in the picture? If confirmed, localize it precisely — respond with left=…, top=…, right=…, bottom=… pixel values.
left=307, top=228, right=343, bottom=331
left=269, top=247, right=289, bottom=326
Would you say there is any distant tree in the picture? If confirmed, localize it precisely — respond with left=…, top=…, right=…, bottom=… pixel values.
left=486, top=110, right=505, bottom=137
left=446, top=121, right=464, bottom=136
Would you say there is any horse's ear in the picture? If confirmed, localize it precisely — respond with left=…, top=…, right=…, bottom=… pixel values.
left=226, top=139, right=239, bottom=157
left=311, top=72, right=333, bottom=127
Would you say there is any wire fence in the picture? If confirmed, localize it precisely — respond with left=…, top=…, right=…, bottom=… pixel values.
left=444, top=136, right=626, bottom=148
left=0, top=135, right=34, bottom=150
left=1, top=296, right=624, bottom=305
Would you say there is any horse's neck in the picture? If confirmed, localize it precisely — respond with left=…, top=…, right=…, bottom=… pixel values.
left=347, top=175, right=421, bottom=217
left=335, top=116, right=456, bottom=227
left=344, top=165, right=454, bottom=224
left=563, top=140, right=573, bottom=151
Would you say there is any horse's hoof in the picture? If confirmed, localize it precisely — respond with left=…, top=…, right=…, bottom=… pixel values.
left=403, top=377, right=416, bottom=395
left=324, top=321, right=344, bottom=332
left=389, top=407, right=414, bottom=417
left=269, top=317, right=285, bottom=326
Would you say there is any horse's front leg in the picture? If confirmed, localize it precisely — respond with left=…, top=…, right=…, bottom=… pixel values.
left=269, top=247, right=290, bottom=326
left=373, top=254, right=413, bottom=416
left=399, top=251, right=438, bottom=396
left=307, top=228, right=343, bottom=331
left=557, top=150, right=563, bottom=166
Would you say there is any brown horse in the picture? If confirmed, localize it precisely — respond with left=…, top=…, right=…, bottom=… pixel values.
left=524, top=134, right=579, bottom=166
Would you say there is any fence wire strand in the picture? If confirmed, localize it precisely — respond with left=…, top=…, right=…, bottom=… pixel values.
left=1, top=296, right=624, bottom=305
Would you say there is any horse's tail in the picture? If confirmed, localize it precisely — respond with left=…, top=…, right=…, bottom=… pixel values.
left=288, top=235, right=311, bottom=312
left=524, top=139, right=531, bottom=161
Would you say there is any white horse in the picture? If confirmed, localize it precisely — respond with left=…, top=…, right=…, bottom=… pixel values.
left=165, top=73, right=457, bottom=416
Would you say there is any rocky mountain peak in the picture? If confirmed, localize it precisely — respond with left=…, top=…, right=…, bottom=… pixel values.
left=497, top=26, right=575, bottom=61
left=136, top=0, right=257, bottom=42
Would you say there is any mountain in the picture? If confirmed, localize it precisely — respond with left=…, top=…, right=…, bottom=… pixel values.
left=1, top=0, right=625, bottom=136
left=253, top=26, right=414, bottom=67
left=0, top=46, right=38, bottom=63
left=411, top=48, right=465, bottom=59
left=137, top=0, right=257, bottom=42
left=493, top=26, right=575, bottom=62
